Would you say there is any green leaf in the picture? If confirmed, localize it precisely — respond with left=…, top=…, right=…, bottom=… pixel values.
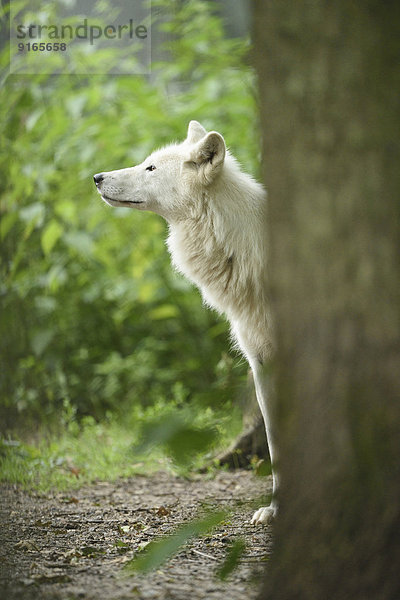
left=19, top=203, right=46, bottom=238
left=254, top=458, right=272, bottom=477
left=136, top=413, right=218, bottom=466
left=217, top=538, right=246, bottom=580
left=64, top=230, right=94, bottom=256
left=0, top=211, right=18, bottom=240
left=127, top=510, right=227, bottom=573
left=31, top=329, right=55, bottom=356
left=41, top=219, right=63, bottom=255
left=25, top=109, right=43, bottom=132
left=165, top=425, right=217, bottom=465
left=149, top=304, right=179, bottom=320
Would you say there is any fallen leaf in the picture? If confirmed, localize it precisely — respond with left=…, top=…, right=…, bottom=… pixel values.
left=61, top=496, right=79, bottom=504
left=156, top=506, right=170, bottom=517
left=118, top=525, right=131, bottom=534
left=81, top=546, right=105, bottom=558
left=68, top=466, right=81, bottom=478
left=33, top=573, right=72, bottom=584
left=62, top=548, right=83, bottom=562
left=14, top=540, right=39, bottom=552
left=34, top=519, right=52, bottom=527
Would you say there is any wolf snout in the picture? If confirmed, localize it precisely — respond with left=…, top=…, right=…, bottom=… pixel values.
left=93, top=173, right=104, bottom=186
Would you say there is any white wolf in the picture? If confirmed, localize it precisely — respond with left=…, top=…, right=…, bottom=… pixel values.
left=94, top=121, right=277, bottom=524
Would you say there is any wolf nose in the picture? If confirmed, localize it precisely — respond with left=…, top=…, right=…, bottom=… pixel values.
left=93, top=173, right=104, bottom=185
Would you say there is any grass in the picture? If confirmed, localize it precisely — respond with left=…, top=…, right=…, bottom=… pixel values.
left=0, top=402, right=242, bottom=492
left=0, top=419, right=161, bottom=492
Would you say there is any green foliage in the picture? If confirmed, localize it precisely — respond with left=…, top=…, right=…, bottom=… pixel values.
left=127, top=509, right=228, bottom=573
left=0, top=0, right=258, bottom=431
left=135, top=407, right=218, bottom=467
left=217, top=538, right=246, bottom=580
left=0, top=400, right=242, bottom=491
left=0, top=416, right=157, bottom=492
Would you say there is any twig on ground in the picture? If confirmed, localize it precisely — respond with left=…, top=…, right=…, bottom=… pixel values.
left=191, top=549, right=219, bottom=561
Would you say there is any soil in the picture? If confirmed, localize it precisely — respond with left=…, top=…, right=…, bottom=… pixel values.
left=0, top=470, right=272, bottom=600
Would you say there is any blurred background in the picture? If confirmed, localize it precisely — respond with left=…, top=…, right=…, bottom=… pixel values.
left=0, top=0, right=262, bottom=486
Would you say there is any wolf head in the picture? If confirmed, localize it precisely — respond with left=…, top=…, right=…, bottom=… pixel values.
left=93, top=121, right=226, bottom=222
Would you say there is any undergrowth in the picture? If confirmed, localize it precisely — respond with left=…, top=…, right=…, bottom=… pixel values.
left=0, top=400, right=242, bottom=492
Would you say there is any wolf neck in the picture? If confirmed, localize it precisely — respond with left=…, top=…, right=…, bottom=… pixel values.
left=166, top=166, right=267, bottom=327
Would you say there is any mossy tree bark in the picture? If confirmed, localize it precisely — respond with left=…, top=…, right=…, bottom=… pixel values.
left=253, top=2, right=400, bottom=598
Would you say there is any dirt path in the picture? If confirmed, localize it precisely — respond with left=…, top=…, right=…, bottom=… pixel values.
left=0, top=470, right=272, bottom=599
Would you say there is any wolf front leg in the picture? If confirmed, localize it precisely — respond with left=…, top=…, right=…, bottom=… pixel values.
left=249, top=358, right=279, bottom=525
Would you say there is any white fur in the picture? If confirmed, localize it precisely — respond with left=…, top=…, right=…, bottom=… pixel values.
left=94, top=121, right=277, bottom=524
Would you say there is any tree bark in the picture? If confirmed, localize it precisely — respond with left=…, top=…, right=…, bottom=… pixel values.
left=253, top=2, right=400, bottom=598
left=215, top=371, right=269, bottom=469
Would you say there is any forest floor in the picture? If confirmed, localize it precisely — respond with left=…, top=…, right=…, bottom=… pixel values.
left=0, top=470, right=272, bottom=600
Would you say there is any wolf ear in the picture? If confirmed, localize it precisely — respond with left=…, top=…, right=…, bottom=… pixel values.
left=186, top=131, right=225, bottom=184
left=186, top=120, right=207, bottom=144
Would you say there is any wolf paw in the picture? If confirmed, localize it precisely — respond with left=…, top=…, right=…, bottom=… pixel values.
left=251, top=505, right=276, bottom=525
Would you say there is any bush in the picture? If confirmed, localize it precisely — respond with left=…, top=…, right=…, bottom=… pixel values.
left=0, top=0, right=258, bottom=427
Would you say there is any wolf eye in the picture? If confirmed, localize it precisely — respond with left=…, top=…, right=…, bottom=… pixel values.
left=146, top=165, right=156, bottom=171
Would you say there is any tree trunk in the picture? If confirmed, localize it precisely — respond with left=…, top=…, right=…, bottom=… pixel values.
left=215, top=370, right=269, bottom=469
left=253, top=2, right=400, bottom=598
